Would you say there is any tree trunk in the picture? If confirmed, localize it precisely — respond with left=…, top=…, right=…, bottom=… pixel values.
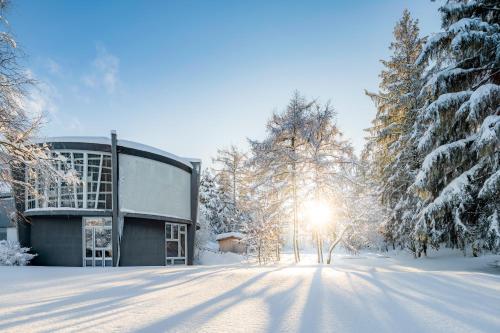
left=326, top=227, right=349, bottom=264
left=315, top=231, right=320, bottom=263
left=292, top=165, right=300, bottom=263
left=319, top=237, right=324, bottom=263
left=258, top=238, right=262, bottom=265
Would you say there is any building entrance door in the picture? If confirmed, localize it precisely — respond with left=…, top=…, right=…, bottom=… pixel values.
left=83, top=217, right=112, bottom=267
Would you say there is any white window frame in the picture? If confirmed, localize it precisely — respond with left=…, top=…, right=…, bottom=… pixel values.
left=25, top=150, right=112, bottom=211
left=82, top=216, right=113, bottom=267
left=165, top=222, right=187, bottom=265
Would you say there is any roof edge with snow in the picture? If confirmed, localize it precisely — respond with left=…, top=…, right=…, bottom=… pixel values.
left=216, top=232, right=245, bottom=241
left=33, top=136, right=197, bottom=169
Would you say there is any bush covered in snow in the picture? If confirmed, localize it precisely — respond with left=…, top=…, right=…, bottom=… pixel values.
left=0, top=240, right=36, bottom=266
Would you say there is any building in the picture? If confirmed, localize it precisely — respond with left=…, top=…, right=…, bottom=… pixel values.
left=216, top=232, right=246, bottom=254
left=0, top=194, right=17, bottom=242
left=16, top=132, right=201, bottom=267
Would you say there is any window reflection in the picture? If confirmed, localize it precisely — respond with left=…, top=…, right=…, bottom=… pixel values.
left=27, top=152, right=112, bottom=210
left=165, top=222, right=187, bottom=265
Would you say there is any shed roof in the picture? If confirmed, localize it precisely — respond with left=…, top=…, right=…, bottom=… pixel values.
left=215, top=232, right=244, bottom=241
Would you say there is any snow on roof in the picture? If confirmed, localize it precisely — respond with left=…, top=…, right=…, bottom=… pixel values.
left=216, top=232, right=245, bottom=241
left=118, top=139, right=193, bottom=169
left=33, top=136, right=111, bottom=145
left=34, top=136, right=197, bottom=169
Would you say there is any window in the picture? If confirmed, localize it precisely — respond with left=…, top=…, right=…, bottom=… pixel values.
left=165, top=223, right=187, bottom=265
left=26, top=151, right=112, bottom=210
left=83, top=217, right=112, bottom=267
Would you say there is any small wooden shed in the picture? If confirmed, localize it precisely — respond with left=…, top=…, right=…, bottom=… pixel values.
left=216, top=232, right=246, bottom=254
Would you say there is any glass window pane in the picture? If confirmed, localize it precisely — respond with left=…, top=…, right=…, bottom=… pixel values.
left=85, top=260, right=93, bottom=267
left=86, top=249, right=92, bottom=257
left=95, top=229, right=111, bottom=248
left=95, top=250, right=103, bottom=258
left=105, top=260, right=112, bottom=267
left=105, top=249, right=112, bottom=258
left=173, top=259, right=185, bottom=265
left=95, top=260, right=103, bottom=267
left=173, top=225, right=178, bottom=240
left=166, top=241, right=178, bottom=258
left=180, top=234, right=186, bottom=257
left=180, top=225, right=186, bottom=233
left=166, top=224, right=171, bottom=239
left=85, top=229, right=93, bottom=248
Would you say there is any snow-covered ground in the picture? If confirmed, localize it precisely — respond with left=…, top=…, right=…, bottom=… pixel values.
left=1, top=250, right=499, bottom=333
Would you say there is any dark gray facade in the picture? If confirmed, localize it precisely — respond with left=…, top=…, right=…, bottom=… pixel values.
left=120, top=217, right=166, bottom=266
left=15, top=132, right=200, bottom=267
left=30, top=215, right=83, bottom=266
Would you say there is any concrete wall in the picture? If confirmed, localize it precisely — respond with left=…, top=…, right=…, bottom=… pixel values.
left=120, top=217, right=165, bottom=266
left=118, top=154, right=191, bottom=220
left=30, top=216, right=83, bottom=266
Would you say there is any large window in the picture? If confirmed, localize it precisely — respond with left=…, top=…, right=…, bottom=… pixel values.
left=26, top=151, right=112, bottom=210
left=165, top=223, right=187, bottom=265
left=83, top=217, right=112, bottom=267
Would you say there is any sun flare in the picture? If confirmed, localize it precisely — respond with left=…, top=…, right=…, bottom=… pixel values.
left=303, top=200, right=332, bottom=229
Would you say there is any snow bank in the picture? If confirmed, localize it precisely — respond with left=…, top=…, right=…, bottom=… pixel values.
left=198, top=250, right=246, bottom=265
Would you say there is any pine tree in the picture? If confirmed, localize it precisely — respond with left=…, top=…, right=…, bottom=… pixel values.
left=211, top=145, right=250, bottom=231
left=411, top=0, right=500, bottom=255
left=365, top=10, right=425, bottom=253
left=199, top=171, right=236, bottom=234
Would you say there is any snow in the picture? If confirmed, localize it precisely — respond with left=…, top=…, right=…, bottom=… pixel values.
left=215, top=232, right=245, bottom=241
left=33, top=136, right=111, bottom=145
left=0, top=250, right=499, bottom=333
left=414, top=137, right=471, bottom=187
left=467, top=84, right=500, bottom=124
left=198, top=250, right=246, bottom=265
left=118, top=139, right=194, bottom=169
left=448, top=18, right=490, bottom=34
left=32, top=136, right=195, bottom=169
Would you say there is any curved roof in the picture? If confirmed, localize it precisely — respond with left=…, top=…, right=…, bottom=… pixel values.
left=34, top=136, right=195, bottom=169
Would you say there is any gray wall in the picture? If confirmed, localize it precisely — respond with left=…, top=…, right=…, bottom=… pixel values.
left=30, top=216, right=83, bottom=266
left=120, top=217, right=165, bottom=266
left=118, top=154, right=191, bottom=220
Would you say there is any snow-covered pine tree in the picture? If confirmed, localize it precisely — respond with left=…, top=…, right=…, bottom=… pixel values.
left=211, top=145, right=251, bottom=232
left=411, top=0, right=500, bottom=255
left=365, top=10, right=425, bottom=252
left=249, top=91, right=314, bottom=263
left=199, top=170, right=237, bottom=234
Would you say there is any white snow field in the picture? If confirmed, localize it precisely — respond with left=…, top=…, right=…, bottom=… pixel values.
left=1, top=251, right=499, bottom=333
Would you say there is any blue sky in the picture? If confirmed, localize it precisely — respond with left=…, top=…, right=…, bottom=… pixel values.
left=10, top=0, right=442, bottom=166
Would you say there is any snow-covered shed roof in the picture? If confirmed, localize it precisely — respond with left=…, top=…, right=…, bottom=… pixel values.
left=216, top=232, right=245, bottom=241
left=34, top=136, right=196, bottom=169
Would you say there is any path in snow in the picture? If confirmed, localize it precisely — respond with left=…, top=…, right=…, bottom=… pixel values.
left=0, top=252, right=499, bottom=333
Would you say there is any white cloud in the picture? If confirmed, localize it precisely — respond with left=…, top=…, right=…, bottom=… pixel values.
left=46, top=58, right=62, bottom=76
left=82, top=44, right=120, bottom=94
left=24, top=81, right=59, bottom=119
left=24, top=75, right=84, bottom=133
